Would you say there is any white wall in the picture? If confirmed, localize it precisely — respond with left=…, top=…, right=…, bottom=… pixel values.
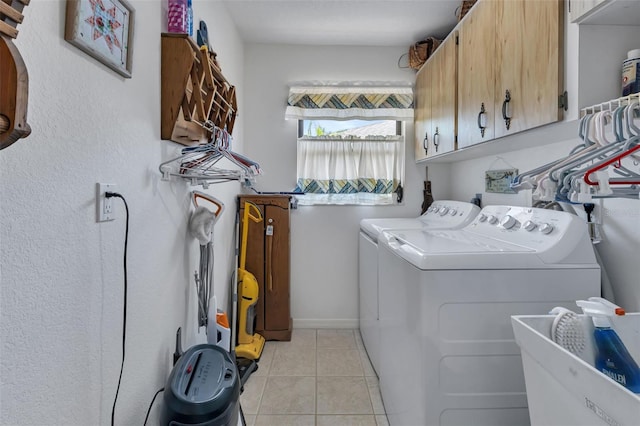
left=0, top=1, right=244, bottom=424
left=242, top=43, right=450, bottom=328
left=577, top=24, right=640, bottom=110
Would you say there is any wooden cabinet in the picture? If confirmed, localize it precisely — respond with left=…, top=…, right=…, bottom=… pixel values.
left=494, top=0, right=564, bottom=138
left=238, top=195, right=292, bottom=341
left=457, top=0, right=496, bottom=148
left=414, top=34, right=457, bottom=161
left=414, top=62, right=431, bottom=161
left=455, top=0, right=564, bottom=151
left=431, top=36, right=458, bottom=156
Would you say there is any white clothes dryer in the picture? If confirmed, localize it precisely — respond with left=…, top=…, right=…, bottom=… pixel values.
left=377, top=206, right=601, bottom=426
left=358, top=201, right=480, bottom=375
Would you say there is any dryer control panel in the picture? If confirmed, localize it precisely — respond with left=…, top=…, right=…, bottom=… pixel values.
left=421, top=200, right=481, bottom=227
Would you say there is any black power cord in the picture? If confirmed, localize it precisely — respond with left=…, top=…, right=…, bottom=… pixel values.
left=105, top=192, right=129, bottom=426
left=143, top=387, right=165, bottom=426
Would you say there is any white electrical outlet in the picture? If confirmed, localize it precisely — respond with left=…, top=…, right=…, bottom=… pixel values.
left=97, top=183, right=116, bottom=222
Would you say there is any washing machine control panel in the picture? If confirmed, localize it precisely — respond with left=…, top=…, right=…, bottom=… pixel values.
left=465, top=205, right=590, bottom=254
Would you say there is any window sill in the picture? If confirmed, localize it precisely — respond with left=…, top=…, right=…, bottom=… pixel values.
left=294, top=193, right=398, bottom=206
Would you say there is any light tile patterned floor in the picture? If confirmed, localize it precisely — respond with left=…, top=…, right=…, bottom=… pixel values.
left=240, top=329, right=389, bottom=426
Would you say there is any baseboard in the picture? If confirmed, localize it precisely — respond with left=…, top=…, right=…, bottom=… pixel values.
left=292, top=318, right=360, bottom=329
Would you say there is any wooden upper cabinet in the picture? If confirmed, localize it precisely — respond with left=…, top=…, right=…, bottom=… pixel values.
left=414, top=66, right=431, bottom=162
left=457, top=0, right=496, bottom=149
left=430, top=35, right=457, bottom=156
left=414, top=34, right=457, bottom=161
left=414, top=0, right=564, bottom=161
left=494, top=0, right=564, bottom=138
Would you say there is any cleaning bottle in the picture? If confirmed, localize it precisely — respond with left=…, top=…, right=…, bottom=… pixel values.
left=576, top=297, right=640, bottom=393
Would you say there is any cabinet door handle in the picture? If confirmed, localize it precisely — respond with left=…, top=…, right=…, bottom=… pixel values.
left=433, top=127, right=440, bottom=153
left=477, top=103, right=487, bottom=137
left=502, top=90, right=512, bottom=130
left=423, top=132, right=428, bottom=155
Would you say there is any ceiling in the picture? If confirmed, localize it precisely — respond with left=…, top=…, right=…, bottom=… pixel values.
left=220, top=0, right=460, bottom=47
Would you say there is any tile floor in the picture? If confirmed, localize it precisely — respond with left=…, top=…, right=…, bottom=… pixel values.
left=240, top=329, right=388, bottom=426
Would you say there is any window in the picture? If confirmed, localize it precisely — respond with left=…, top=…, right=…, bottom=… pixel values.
left=294, top=120, right=403, bottom=205
left=285, top=83, right=413, bottom=206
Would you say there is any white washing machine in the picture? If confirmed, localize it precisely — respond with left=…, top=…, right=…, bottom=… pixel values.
left=359, top=201, right=480, bottom=375
left=377, top=205, right=601, bottom=426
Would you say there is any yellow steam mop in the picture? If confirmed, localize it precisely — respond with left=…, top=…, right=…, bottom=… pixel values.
left=236, top=201, right=266, bottom=360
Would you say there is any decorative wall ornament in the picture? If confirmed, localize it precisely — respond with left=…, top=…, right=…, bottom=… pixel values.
left=485, top=168, right=518, bottom=194
left=65, top=0, right=134, bottom=78
left=0, top=0, right=31, bottom=150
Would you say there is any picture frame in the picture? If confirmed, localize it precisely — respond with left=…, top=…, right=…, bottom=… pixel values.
left=485, top=168, right=518, bottom=194
left=64, top=0, right=135, bottom=78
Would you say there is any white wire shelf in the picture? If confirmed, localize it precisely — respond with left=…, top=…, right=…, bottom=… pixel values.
left=580, top=93, right=640, bottom=116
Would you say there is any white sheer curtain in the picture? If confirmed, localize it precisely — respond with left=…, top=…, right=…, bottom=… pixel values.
left=295, top=136, right=404, bottom=205
left=286, top=82, right=412, bottom=205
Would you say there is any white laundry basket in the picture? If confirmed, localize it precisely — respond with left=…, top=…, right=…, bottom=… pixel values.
left=511, top=313, right=639, bottom=426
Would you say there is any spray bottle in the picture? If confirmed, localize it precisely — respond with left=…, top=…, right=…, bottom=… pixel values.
left=576, top=297, right=640, bottom=393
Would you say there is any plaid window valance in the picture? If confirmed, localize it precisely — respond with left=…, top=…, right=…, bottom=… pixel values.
left=285, top=83, right=414, bottom=121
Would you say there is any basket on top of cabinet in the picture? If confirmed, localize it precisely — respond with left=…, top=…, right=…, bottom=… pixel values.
left=161, top=33, right=237, bottom=146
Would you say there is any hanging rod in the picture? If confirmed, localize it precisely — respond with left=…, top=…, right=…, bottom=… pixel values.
left=580, top=93, right=640, bottom=117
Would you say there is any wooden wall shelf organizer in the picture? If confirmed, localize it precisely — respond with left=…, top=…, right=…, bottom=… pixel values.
left=161, top=33, right=237, bottom=146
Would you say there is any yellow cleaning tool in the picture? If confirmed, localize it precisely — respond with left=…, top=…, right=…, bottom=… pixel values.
left=236, top=201, right=265, bottom=360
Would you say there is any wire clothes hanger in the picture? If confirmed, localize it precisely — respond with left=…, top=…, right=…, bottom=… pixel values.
left=159, top=125, right=262, bottom=188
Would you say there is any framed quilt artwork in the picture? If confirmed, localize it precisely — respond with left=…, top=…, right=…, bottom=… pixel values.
left=65, top=0, right=134, bottom=78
